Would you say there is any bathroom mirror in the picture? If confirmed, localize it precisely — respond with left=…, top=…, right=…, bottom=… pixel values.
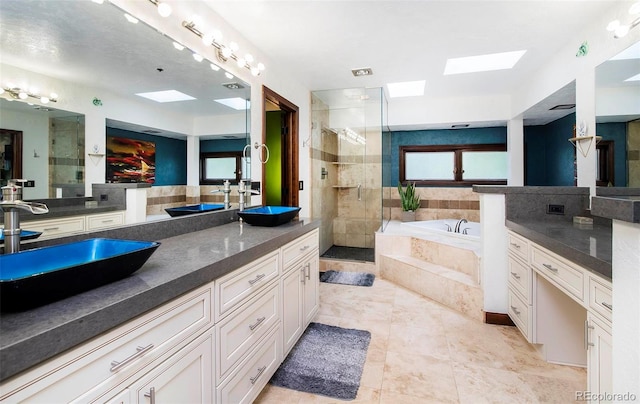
left=0, top=0, right=250, bottom=199
left=595, top=41, right=640, bottom=188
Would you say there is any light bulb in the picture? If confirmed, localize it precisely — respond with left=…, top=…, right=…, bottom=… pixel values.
left=18, top=92, right=28, bottom=99
left=40, top=96, right=50, bottom=104
left=237, top=58, right=246, bottom=68
left=173, top=42, right=185, bottom=51
left=190, top=14, right=203, bottom=27
left=210, top=63, right=220, bottom=71
left=193, top=53, right=204, bottom=62
left=157, top=2, right=172, bottom=17
left=251, top=67, right=260, bottom=76
left=202, top=32, right=215, bottom=45
left=229, top=42, right=239, bottom=52
left=614, top=24, right=630, bottom=38
left=245, top=54, right=254, bottom=63
left=212, top=30, right=223, bottom=43
left=257, top=62, right=265, bottom=71
left=630, top=2, right=640, bottom=15
left=50, top=92, right=58, bottom=99
left=607, top=20, right=620, bottom=31
left=221, top=46, right=233, bottom=58
left=225, top=72, right=234, bottom=79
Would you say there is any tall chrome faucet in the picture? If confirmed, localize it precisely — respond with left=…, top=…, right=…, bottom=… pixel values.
left=1, top=180, right=49, bottom=254
left=237, top=180, right=260, bottom=212
left=210, top=179, right=232, bottom=209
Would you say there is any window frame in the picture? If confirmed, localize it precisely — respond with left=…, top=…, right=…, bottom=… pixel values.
left=199, top=151, right=243, bottom=185
left=399, top=143, right=508, bottom=186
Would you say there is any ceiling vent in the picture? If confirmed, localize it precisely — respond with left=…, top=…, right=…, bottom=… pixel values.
left=451, top=124, right=470, bottom=128
left=142, top=129, right=162, bottom=134
left=549, top=104, right=576, bottom=110
left=222, top=82, right=244, bottom=90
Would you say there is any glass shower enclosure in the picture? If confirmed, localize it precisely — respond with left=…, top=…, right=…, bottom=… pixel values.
left=310, top=88, right=388, bottom=259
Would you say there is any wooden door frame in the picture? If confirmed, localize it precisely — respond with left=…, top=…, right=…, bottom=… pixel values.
left=262, top=86, right=299, bottom=207
left=0, top=129, right=23, bottom=180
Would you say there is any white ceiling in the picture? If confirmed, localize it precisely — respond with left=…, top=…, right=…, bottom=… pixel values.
left=1, top=0, right=637, bottom=134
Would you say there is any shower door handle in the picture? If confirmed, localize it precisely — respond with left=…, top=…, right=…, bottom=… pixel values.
left=357, top=184, right=362, bottom=201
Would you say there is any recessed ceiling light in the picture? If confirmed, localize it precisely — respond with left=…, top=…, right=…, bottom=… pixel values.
left=387, top=80, right=426, bottom=98
left=549, top=104, right=576, bottom=110
left=625, top=73, right=640, bottom=82
left=222, top=82, right=244, bottom=90
left=214, top=97, right=248, bottom=110
left=136, top=90, right=196, bottom=103
left=351, top=67, right=373, bottom=77
left=443, top=50, right=527, bottom=75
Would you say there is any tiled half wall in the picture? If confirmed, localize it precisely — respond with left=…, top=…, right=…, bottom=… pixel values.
left=384, top=187, right=480, bottom=222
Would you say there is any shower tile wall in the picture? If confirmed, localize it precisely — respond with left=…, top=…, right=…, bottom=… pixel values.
left=48, top=117, right=85, bottom=197
left=629, top=121, right=640, bottom=187
left=146, top=185, right=187, bottom=215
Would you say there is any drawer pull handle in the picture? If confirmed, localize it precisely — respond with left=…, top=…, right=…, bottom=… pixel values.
left=305, top=263, right=311, bottom=280
left=585, top=320, right=595, bottom=350
left=110, top=344, right=154, bottom=372
left=510, top=272, right=521, bottom=280
left=510, top=305, right=521, bottom=316
left=601, top=302, right=613, bottom=310
left=299, top=245, right=310, bottom=252
left=301, top=266, right=306, bottom=284
left=250, top=365, right=267, bottom=384
left=144, top=387, right=156, bottom=404
left=248, top=273, right=266, bottom=285
left=101, top=219, right=114, bottom=223
left=510, top=243, right=521, bottom=249
left=542, top=263, right=558, bottom=273
left=249, top=316, right=266, bottom=331
left=44, top=226, right=60, bottom=231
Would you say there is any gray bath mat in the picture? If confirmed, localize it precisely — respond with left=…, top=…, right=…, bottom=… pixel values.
left=320, top=270, right=375, bottom=287
left=269, top=322, right=371, bottom=400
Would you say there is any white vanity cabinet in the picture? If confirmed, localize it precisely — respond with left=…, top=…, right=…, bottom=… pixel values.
left=0, top=227, right=320, bottom=404
left=281, top=230, right=320, bottom=356
left=23, top=211, right=125, bottom=239
left=506, top=230, right=613, bottom=403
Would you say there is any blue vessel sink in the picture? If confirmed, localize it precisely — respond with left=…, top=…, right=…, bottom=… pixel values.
left=165, top=203, right=225, bottom=217
left=0, top=238, right=160, bottom=311
left=237, top=206, right=301, bottom=227
left=0, top=230, right=42, bottom=243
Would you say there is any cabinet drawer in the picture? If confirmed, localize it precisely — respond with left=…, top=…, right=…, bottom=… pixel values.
left=507, top=232, right=529, bottom=263
left=217, top=327, right=280, bottom=404
left=589, top=276, right=612, bottom=323
left=282, top=229, right=319, bottom=270
left=531, top=246, right=584, bottom=302
left=508, top=289, right=532, bottom=342
left=508, top=254, right=531, bottom=303
left=87, top=212, right=124, bottom=230
left=215, top=251, right=279, bottom=321
left=1, top=286, right=212, bottom=403
left=216, top=283, right=280, bottom=383
left=24, top=216, right=85, bottom=239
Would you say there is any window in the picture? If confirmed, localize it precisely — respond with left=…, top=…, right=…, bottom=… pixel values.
left=199, top=152, right=245, bottom=185
left=400, top=144, right=507, bottom=186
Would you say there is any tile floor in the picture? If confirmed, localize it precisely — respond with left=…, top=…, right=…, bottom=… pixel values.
left=255, top=268, right=586, bottom=403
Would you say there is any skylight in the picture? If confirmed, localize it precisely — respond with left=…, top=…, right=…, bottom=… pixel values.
left=214, top=97, right=249, bottom=110
left=610, top=41, right=640, bottom=61
left=135, top=90, right=196, bottom=103
left=625, top=73, right=640, bottom=82
left=443, top=50, right=527, bottom=75
left=387, top=80, right=426, bottom=98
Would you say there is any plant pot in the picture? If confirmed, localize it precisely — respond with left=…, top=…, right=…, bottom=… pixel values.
left=401, top=210, right=416, bottom=222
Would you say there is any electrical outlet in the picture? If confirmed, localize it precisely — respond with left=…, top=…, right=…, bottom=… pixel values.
left=100, top=194, right=108, bottom=201
left=547, top=204, right=565, bottom=215
left=24, top=180, right=35, bottom=187
left=298, top=181, right=304, bottom=191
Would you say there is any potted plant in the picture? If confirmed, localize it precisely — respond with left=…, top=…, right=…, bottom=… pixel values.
left=398, top=182, right=420, bottom=222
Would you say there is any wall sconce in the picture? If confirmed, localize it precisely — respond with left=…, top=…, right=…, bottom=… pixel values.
left=0, top=87, right=58, bottom=104
left=607, top=1, right=640, bottom=38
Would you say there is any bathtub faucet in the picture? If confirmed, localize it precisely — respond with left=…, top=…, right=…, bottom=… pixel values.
left=454, top=218, right=468, bottom=233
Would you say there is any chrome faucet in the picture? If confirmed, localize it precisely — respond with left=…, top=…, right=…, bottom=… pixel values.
left=1, top=180, right=49, bottom=254
left=210, top=179, right=232, bottom=209
left=454, top=218, right=468, bottom=233
left=237, top=180, right=260, bottom=212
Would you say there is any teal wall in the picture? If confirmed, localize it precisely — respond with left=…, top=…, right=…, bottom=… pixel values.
left=106, top=127, right=186, bottom=186
left=384, top=127, right=507, bottom=187
left=200, top=138, right=246, bottom=153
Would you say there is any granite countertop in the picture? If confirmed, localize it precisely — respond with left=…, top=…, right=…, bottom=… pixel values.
left=506, top=219, right=612, bottom=280
left=591, top=195, right=640, bottom=223
left=0, top=218, right=319, bottom=382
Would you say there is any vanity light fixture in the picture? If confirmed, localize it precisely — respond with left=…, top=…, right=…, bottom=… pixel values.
left=1, top=87, right=58, bottom=104
left=146, top=0, right=172, bottom=18
left=608, top=1, right=640, bottom=38
left=180, top=19, right=264, bottom=76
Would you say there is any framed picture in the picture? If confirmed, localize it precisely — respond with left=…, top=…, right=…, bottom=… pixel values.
left=106, top=136, right=155, bottom=183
